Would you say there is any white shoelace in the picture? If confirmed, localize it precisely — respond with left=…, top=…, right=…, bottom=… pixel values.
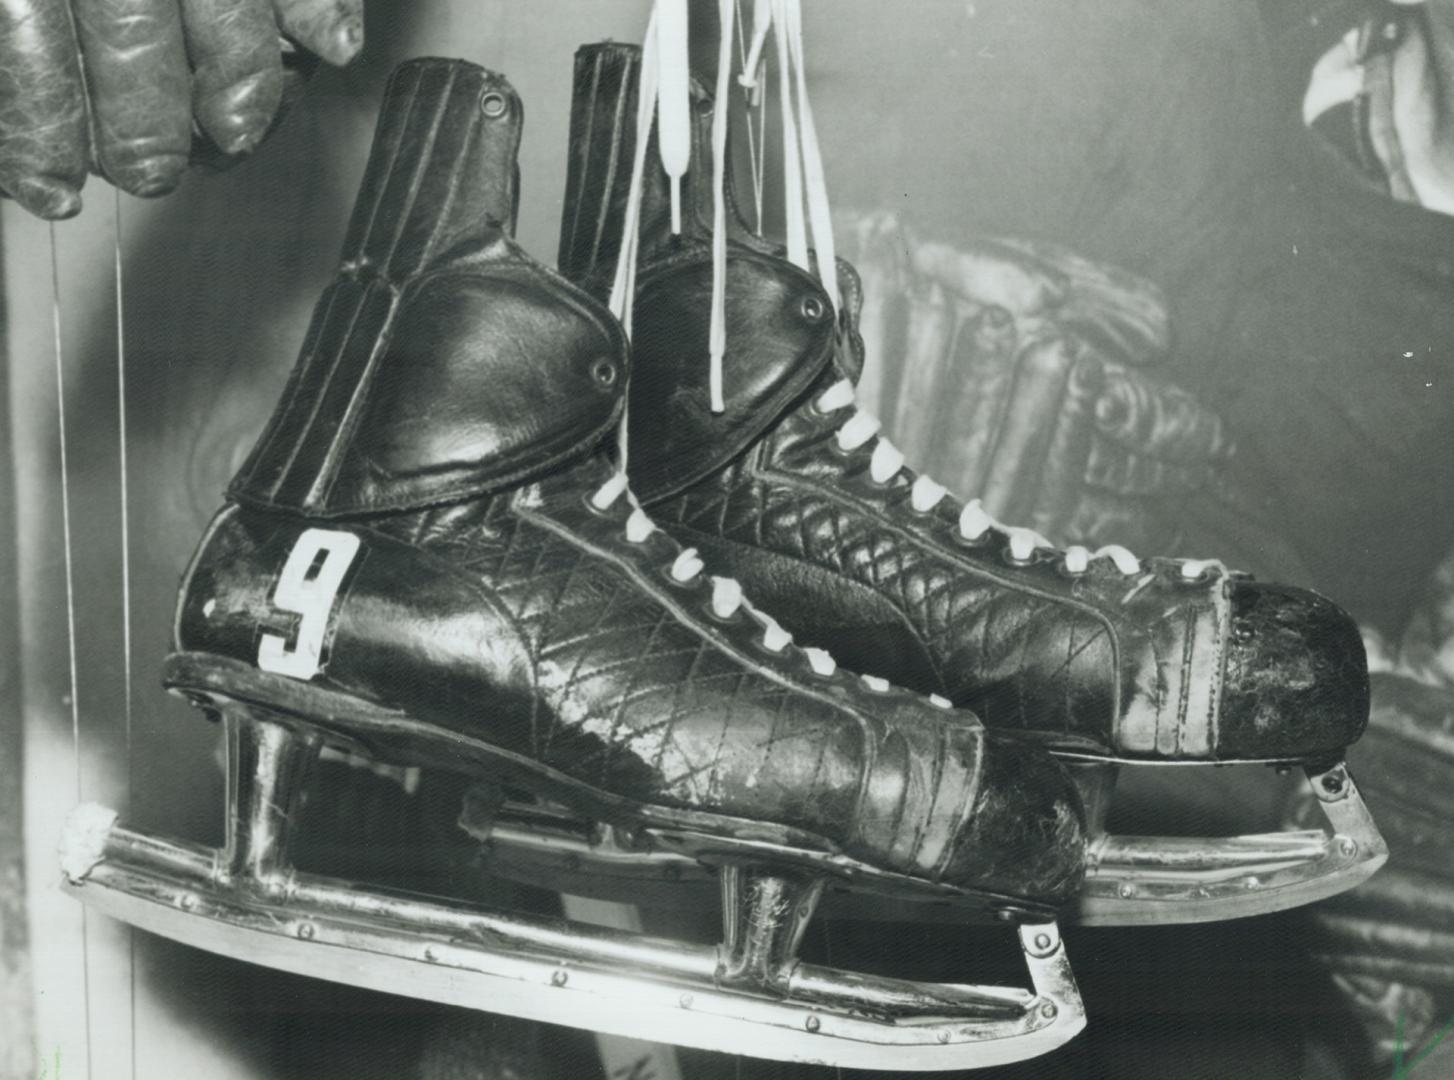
left=616, top=0, right=835, bottom=418
left=813, top=380, right=1223, bottom=583
left=589, top=471, right=958, bottom=702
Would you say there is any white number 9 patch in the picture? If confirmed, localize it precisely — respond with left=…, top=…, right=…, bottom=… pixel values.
left=257, top=528, right=362, bottom=680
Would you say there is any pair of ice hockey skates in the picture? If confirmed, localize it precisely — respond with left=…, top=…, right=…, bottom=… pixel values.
left=61, top=46, right=1383, bottom=1071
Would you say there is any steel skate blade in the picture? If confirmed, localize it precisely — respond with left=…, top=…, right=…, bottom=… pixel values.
left=1074, top=762, right=1388, bottom=925
left=60, top=808, right=1084, bottom=1070
left=462, top=792, right=1034, bottom=925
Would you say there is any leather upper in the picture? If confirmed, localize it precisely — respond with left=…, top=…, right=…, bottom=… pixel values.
left=563, top=41, right=1370, bottom=764
left=231, top=62, right=624, bottom=517
left=172, top=56, right=1088, bottom=910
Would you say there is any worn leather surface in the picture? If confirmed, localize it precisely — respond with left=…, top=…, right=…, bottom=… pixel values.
left=230, top=61, right=604, bottom=516
left=626, top=249, right=836, bottom=503
left=562, top=40, right=1369, bottom=764
left=0, top=0, right=360, bottom=218
left=177, top=58, right=1087, bottom=908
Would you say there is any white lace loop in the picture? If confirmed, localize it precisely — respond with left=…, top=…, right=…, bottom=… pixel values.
left=670, top=547, right=705, bottom=582
left=815, top=379, right=856, bottom=412
left=591, top=472, right=630, bottom=511
left=1097, top=545, right=1142, bottom=576
left=625, top=507, right=657, bottom=543
left=1006, top=527, right=1042, bottom=563
left=910, top=475, right=948, bottom=512
left=928, top=693, right=953, bottom=709
left=710, top=575, right=744, bottom=619
left=958, top=499, right=995, bottom=541
left=746, top=605, right=794, bottom=651
left=1179, top=558, right=1223, bottom=581
left=868, top=440, right=905, bottom=485
left=860, top=673, right=890, bottom=692
left=803, top=646, right=837, bottom=676
left=834, top=410, right=880, bottom=452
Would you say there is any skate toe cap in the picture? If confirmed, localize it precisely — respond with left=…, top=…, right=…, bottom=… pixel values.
left=940, top=732, right=1087, bottom=911
left=1218, top=582, right=1370, bottom=761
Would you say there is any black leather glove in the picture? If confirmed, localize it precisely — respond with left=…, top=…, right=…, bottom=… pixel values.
left=0, top=0, right=363, bottom=219
left=843, top=212, right=1235, bottom=555
left=1286, top=671, right=1454, bottom=1070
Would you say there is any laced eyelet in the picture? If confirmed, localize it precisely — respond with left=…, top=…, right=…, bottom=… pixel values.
left=591, top=358, right=619, bottom=388
left=1001, top=546, right=1039, bottom=569
left=703, top=603, right=742, bottom=626
left=799, top=295, right=826, bottom=323
left=480, top=91, right=509, bottom=118
left=1175, top=559, right=1220, bottom=586
left=581, top=490, right=619, bottom=518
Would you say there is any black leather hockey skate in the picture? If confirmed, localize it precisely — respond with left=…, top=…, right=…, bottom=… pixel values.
left=551, top=40, right=1384, bottom=926
left=60, top=59, right=1090, bottom=1070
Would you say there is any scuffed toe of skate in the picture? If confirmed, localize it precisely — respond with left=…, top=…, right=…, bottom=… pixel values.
left=1217, top=582, right=1370, bottom=761
left=939, top=732, right=1087, bottom=911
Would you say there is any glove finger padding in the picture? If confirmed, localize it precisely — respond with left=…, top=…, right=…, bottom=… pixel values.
left=72, top=0, right=192, bottom=197
left=0, top=0, right=89, bottom=218
left=1095, top=360, right=1235, bottom=466
left=181, top=0, right=282, bottom=156
left=838, top=212, right=1233, bottom=555
left=977, top=336, right=1100, bottom=530
left=993, top=236, right=1171, bottom=365
left=271, top=0, right=361, bottom=68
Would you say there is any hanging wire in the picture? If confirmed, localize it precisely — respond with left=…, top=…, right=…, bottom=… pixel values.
left=50, top=222, right=94, bottom=1080
left=113, top=187, right=138, bottom=1080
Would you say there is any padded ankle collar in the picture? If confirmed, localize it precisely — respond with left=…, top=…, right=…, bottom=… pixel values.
left=559, top=41, right=769, bottom=295
left=626, top=246, right=836, bottom=502
left=230, top=59, right=626, bottom=517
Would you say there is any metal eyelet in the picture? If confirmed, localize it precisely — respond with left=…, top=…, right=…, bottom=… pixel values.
left=1001, top=546, right=1038, bottom=569
left=799, top=295, right=826, bottom=323
left=662, top=566, right=704, bottom=591
left=1232, top=624, right=1255, bottom=645
left=480, top=91, right=509, bottom=119
left=702, top=602, right=743, bottom=627
left=954, top=529, right=994, bottom=550
left=591, top=358, right=618, bottom=388
left=581, top=490, right=623, bottom=519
